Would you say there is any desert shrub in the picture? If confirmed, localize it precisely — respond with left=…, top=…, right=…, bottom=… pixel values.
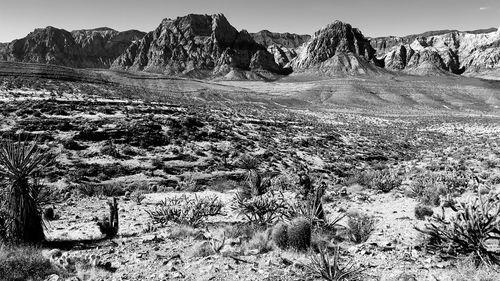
left=288, top=217, right=312, bottom=251
left=130, top=189, right=146, bottom=205
left=408, top=171, right=470, bottom=206
left=448, top=255, right=500, bottom=281
left=77, top=183, right=126, bottom=197
left=151, top=157, right=164, bottom=170
left=167, top=225, right=203, bottom=240
left=369, top=169, right=402, bottom=193
left=414, top=205, right=434, bottom=220
left=344, top=169, right=401, bottom=192
left=407, top=173, right=447, bottom=206
left=237, top=154, right=260, bottom=170
left=100, top=183, right=127, bottom=197
left=231, top=191, right=289, bottom=226
left=223, top=223, right=260, bottom=240
left=416, top=194, right=500, bottom=265
left=176, top=174, right=199, bottom=192
left=147, top=195, right=223, bottom=227
left=0, top=245, right=63, bottom=281
left=306, top=246, right=362, bottom=281
left=245, top=230, right=273, bottom=254
left=100, top=140, right=120, bottom=158
left=190, top=241, right=215, bottom=257
left=272, top=223, right=289, bottom=249
left=346, top=212, right=376, bottom=244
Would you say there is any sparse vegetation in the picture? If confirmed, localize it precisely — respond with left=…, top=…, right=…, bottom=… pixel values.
left=1, top=72, right=499, bottom=279
left=231, top=191, right=290, bottom=226
left=147, top=195, right=223, bottom=227
left=306, top=246, right=362, bottom=281
left=417, top=193, right=500, bottom=265
left=0, top=245, right=64, bottom=281
left=414, top=205, right=434, bottom=220
left=0, top=138, right=53, bottom=243
left=345, top=212, right=376, bottom=244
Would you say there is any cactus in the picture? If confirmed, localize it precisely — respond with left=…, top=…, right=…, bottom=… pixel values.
left=287, top=217, right=311, bottom=251
left=272, top=222, right=289, bottom=249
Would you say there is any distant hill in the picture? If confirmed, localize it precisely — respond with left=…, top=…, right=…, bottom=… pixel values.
left=0, top=27, right=145, bottom=68
left=1, top=14, right=499, bottom=80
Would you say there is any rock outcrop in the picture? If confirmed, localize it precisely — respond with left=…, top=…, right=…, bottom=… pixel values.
left=372, top=27, right=500, bottom=77
left=251, top=30, right=310, bottom=68
left=0, top=27, right=145, bottom=68
left=112, top=14, right=283, bottom=78
left=290, top=21, right=385, bottom=76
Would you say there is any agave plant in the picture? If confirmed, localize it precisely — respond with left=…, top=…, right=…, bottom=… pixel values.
left=416, top=192, right=500, bottom=265
left=0, top=138, right=53, bottom=243
left=306, top=246, right=363, bottom=281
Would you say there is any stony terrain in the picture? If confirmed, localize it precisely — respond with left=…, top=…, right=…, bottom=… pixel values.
left=1, top=11, right=500, bottom=281
left=0, top=71, right=500, bottom=280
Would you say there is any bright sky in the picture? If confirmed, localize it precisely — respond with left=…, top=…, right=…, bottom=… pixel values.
left=1, top=0, right=499, bottom=42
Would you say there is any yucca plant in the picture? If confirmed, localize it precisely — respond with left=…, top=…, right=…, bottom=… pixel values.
left=306, top=246, right=362, bottom=281
left=0, top=138, right=53, bottom=243
left=416, top=193, right=500, bottom=265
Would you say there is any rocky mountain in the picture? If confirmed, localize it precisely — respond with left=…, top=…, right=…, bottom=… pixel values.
left=112, top=14, right=284, bottom=79
left=371, top=27, right=500, bottom=77
left=290, top=20, right=386, bottom=76
left=370, top=28, right=498, bottom=56
left=251, top=30, right=310, bottom=68
left=0, top=27, right=145, bottom=68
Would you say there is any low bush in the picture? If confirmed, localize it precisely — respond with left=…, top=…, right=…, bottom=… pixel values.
left=416, top=194, right=500, bottom=265
left=0, top=245, right=64, bottom=281
left=414, top=205, right=434, bottom=220
left=345, top=212, right=376, bottom=244
left=77, top=183, right=126, bottom=197
left=306, top=246, right=362, bottom=281
left=231, top=191, right=289, bottom=226
left=245, top=230, right=273, bottom=254
left=344, top=169, right=401, bottom=193
left=147, top=195, right=223, bottom=227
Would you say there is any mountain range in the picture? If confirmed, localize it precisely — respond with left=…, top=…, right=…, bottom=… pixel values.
left=0, top=13, right=499, bottom=81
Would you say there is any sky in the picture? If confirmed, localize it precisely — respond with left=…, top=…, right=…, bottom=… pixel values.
left=0, top=0, right=499, bottom=42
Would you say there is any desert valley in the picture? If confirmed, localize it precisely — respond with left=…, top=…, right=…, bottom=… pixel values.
left=0, top=10, right=500, bottom=281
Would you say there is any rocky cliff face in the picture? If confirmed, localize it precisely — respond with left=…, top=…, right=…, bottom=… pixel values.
left=250, top=30, right=310, bottom=68
left=290, top=21, right=385, bottom=76
left=371, top=28, right=500, bottom=77
left=112, top=14, right=283, bottom=78
left=251, top=30, right=310, bottom=50
left=0, top=27, right=145, bottom=68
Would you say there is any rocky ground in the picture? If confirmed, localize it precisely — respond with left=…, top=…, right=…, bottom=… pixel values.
left=1, top=77, right=500, bottom=281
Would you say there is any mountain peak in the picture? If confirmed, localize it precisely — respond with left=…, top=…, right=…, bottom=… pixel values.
left=112, top=13, right=283, bottom=78
left=292, top=20, right=380, bottom=75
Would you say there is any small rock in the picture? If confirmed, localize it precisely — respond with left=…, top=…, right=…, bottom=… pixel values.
left=44, top=274, right=61, bottom=281
left=43, top=249, right=62, bottom=260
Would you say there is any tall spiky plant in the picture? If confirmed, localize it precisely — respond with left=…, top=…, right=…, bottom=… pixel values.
left=0, top=137, right=53, bottom=243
